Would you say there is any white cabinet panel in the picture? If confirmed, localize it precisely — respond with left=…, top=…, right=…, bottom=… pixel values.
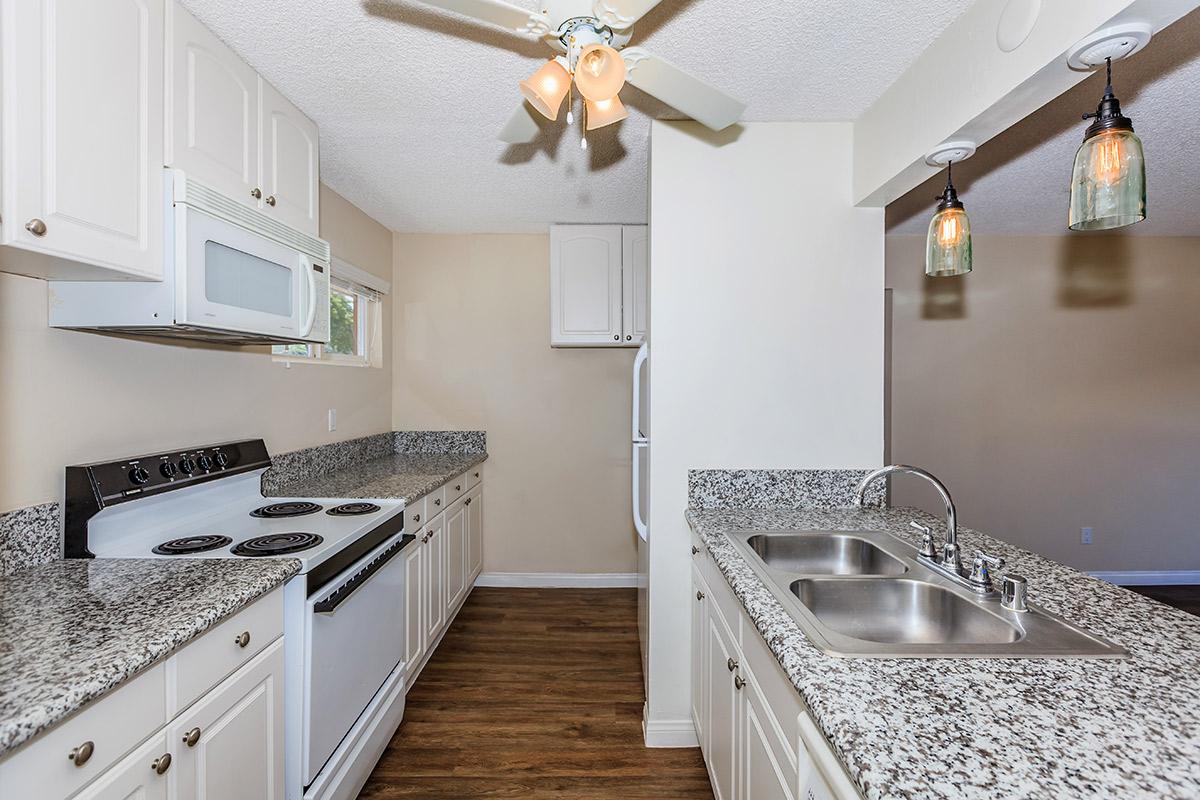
left=167, top=2, right=259, bottom=207
left=466, top=484, right=483, bottom=580
left=71, top=731, right=170, bottom=800
left=259, top=78, right=319, bottom=236
left=423, top=513, right=446, bottom=642
left=706, top=608, right=738, bottom=800
left=1, top=0, right=164, bottom=280
left=550, top=225, right=623, bottom=346
left=742, top=672, right=796, bottom=800
left=168, top=639, right=284, bottom=800
left=691, top=566, right=708, bottom=753
left=403, top=531, right=426, bottom=672
left=622, top=225, right=648, bottom=345
left=443, top=497, right=468, bottom=613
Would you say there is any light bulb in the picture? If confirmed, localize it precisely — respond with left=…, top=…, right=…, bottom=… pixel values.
left=1091, top=130, right=1126, bottom=185
left=936, top=210, right=965, bottom=248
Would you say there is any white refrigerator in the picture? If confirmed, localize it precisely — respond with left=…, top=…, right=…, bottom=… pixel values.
left=633, top=343, right=650, bottom=688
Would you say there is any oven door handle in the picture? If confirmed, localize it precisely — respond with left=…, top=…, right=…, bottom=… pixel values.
left=313, top=534, right=414, bottom=614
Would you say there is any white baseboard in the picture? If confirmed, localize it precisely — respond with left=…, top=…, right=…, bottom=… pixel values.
left=474, top=572, right=639, bottom=588
left=642, top=716, right=699, bottom=748
left=1089, top=570, right=1200, bottom=586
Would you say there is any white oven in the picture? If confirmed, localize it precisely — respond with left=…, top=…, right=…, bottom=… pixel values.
left=49, top=169, right=331, bottom=345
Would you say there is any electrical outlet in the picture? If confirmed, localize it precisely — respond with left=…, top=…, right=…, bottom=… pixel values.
left=328, top=408, right=337, bottom=432
left=1080, top=526, right=1094, bottom=545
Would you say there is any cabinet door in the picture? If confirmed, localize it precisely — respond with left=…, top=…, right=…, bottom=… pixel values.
left=741, top=673, right=796, bottom=800
left=3, top=0, right=164, bottom=279
left=403, top=533, right=426, bottom=673
left=72, top=731, right=170, bottom=800
left=167, top=639, right=284, bottom=800
left=259, top=78, right=320, bottom=236
left=167, top=2, right=260, bottom=207
left=691, top=566, right=708, bottom=753
left=705, top=608, right=739, bottom=800
left=621, top=225, right=648, bottom=346
left=466, top=485, right=483, bottom=580
left=443, top=498, right=468, bottom=614
left=424, top=514, right=446, bottom=641
left=550, top=225, right=623, bottom=346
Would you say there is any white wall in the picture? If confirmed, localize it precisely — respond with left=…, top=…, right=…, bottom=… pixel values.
left=645, top=121, right=884, bottom=738
left=0, top=184, right=393, bottom=511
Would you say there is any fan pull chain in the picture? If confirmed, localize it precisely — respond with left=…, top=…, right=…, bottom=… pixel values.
left=566, top=84, right=575, bottom=125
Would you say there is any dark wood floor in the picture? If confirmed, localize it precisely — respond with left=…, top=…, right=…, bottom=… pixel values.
left=1128, top=585, right=1200, bottom=617
left=359, top=588, right=714, bottom=799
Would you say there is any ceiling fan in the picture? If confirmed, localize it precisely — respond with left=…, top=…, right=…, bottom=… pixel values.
left=400, top=0, right=747, bottom=144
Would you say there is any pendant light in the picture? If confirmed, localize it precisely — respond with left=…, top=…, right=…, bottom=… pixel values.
left=923, top=141, right=977, bottom=278
left=1068, top=56, right=1146, bottom=231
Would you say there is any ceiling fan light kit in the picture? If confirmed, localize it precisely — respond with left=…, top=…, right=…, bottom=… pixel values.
left=585, top=94, right=628, bottom=129
left=519, top=57, right=571, bottom=120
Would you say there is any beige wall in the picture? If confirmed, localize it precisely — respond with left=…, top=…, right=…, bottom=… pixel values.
left=0, top=184, right=393, bottom=512
left=886, top=234, right=1200, bottom=573
left=391, top=234, right=637, bottom=575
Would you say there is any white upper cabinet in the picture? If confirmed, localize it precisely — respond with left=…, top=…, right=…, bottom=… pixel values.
left=259, top=79, right=320, bottom=235
left=166, top=0, right=319, bottom=237
left=0, top=0, right=165, bottom=280
left=550, top=224, right=647, bottom=347
left=166, top=2, right=259, bottom=205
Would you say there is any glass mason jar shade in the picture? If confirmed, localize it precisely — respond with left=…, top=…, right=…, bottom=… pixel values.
left=925, top=206, right=972, bottom=277
left=1068, top=127, right=1146, bottom=230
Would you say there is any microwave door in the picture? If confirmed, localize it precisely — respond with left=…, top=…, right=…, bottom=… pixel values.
left=176, top=207, right=304, bottom=338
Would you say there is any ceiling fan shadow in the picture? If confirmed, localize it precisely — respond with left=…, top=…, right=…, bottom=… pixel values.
left=362, top=0, right=545, bottom=58
left=500, top=113, right=567, bottom=164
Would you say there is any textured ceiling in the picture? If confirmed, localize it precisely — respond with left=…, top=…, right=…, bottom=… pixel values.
left=179, top=0, right=972, bottom=233
left=888, top=7, right=1200, bottom=238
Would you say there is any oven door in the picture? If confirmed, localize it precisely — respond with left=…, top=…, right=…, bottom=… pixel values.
left=302, top=531, right=411, bottom=787
left=176, top=204, right=322, bottom=341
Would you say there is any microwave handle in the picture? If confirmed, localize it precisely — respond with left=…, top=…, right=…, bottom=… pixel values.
left=301, top=258, right=318, bottom=338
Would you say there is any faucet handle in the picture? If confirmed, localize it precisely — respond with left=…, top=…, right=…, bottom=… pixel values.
left=909, top=521, right=936, bottom=558
left=968, top=550, right=1005, bottom=592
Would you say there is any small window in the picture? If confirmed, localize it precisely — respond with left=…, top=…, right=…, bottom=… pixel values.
left=273, top=276, right=382, bottom=367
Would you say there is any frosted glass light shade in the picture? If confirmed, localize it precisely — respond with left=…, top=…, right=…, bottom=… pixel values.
left=925, top=207, right=972, bottom=277
left=585, top=95, right=628, bottom=130
left=520, top=59, right=570, bottom=121
left=1068, top=128, right=1146, bottom=231
left=574, top=44, right=625, bottom=101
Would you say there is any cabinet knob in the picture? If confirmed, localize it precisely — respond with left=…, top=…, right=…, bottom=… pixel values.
left=474, top=472, right=480, bottom=478
left=614, top=335, right=620, bottom=341
left=726, top=657, right=738, bottom=672
left=422, top=532, right=430, bottom=543
left=25, top=218, right=47, bottom=236
left=435, top=499, right=441, bottom=506
left=465, top=498, right=472, bottom=506
left=68, top=741, right=94, bottom=767
left=695, top=590, right=705, bottom=601
left=455, top=484, right=461, bottom=491
left=151, top=753, right=172, bottom=775
left=234, top=631, right=251, bottom=648
left=691, top=546, right=699, bottom=555
left=266, top=195, right=277, bottom=207
left=626, top=335, right=632, bottom=341
left=250, top=187, right=262, bottom=199
left=733, top=675, right=745, bottom=690
left=182, top=727, right=201, bottom=747
left=412, top=513, right=420, bottom=523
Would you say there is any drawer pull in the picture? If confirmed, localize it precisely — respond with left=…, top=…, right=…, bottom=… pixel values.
left=434, top=499, right=441, bottom=506
left=234, top=631, right=251, bottom=649
left=68, top=741, right=94, bottom=767
left=412, top=513, right=421, bottom=523
left=465, top=498, right=472, bottom=506
left=265, top=195, right=277, bottom=207
left=696, top=590, right=705, bottom=601
left=474, top=472, right=479, bottom=478
left=455, top=484, right=462, bottom=491
left=691, top=546, right=699, bottom=555
left=183, top=727, right=201, bottom=747
left=151, top=753, right=172, bottom=775
left=726, top=657, right=738, bottom=672
left=25, top=218, right=47, bottom=236
left=250, top=187, right=262, bottom=199
left=733, top=675, right=745, bottom=690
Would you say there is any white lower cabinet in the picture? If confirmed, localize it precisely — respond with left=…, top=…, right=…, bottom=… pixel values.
left=691, top=535, right=861, bottom=800
left=403, top=531, right=427, bottom=671
left=423, top=512, right=446, bottom=643
left=465, top=484, right=483, bottom=581
left=73, top=731, right=171, bottom=800
left=444, top=497, right=468, bottom=611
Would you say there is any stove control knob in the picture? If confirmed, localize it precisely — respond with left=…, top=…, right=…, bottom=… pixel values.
left=129, top=466, right=150, bottom=485
left=197, top=454, right=214, bottom=471
left=214, top=451, right=230, bottom=468
left=160, top=461, right=178, bottom=479
left=178, top=458, right=196, bottom=475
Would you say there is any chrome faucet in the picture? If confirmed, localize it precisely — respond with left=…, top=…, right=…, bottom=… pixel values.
left=855, top=464, right=964, bottom=579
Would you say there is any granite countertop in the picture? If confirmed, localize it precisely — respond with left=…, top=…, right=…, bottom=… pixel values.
left=686, top=506, right=1200, bottom=800
left=0, top=557, right=299, bottom=757
left=268, top=451, right=488, bottom=503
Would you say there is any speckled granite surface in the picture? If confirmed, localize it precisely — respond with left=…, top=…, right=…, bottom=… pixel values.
left=267, top=451, right=487, bottom=503
left=261, top=432, right=395, bottom=496
left=0, top=502, right=60, bottom=576
left=689, top=469, right=885, bottom=509
left=687, top=506, right=1200, bottom=800
left=393, top=430, right=486, bottom=454
left=0, top=557, right=299, bottom=757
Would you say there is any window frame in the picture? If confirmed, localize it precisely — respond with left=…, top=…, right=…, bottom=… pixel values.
left=271, top=275, right=382, bottom=369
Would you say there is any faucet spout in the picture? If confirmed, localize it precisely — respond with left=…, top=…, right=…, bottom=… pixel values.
left=856, top=464, right=961, bottom=575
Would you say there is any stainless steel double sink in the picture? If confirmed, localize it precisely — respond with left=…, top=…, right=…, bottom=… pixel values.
left=727, top=530, right=1128, bottom=658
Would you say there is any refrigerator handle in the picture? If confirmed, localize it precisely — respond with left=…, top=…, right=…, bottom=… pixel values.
left=632, top=441, right=648, bottom=541
left=632, top=342, right=648, bottom=440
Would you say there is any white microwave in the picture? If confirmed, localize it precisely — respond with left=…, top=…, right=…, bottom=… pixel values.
left=49, top=170, right=331, bottom=345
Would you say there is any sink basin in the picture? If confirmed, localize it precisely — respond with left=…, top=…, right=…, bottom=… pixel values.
left=725, top=528, right=1128, bottom=658
left=746, top=533, right=906, bottom=576
left=790, top=578, right=1019, bottom=645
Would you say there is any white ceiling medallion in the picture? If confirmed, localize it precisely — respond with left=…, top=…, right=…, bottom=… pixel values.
left=996, top=0, right=1041, bottom=53
left=925, top=140, right=978, bottom=168
left=1067, top=22, right=1153, bottom=70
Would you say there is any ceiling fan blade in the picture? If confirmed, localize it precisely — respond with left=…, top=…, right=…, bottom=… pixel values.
left=621, top=48, right=746, bottom=132
left=498, top=101, right=542, bottom=144
left=411, top=0, right=550, bottom=36
left=593, top=0, right=663, bottom=29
